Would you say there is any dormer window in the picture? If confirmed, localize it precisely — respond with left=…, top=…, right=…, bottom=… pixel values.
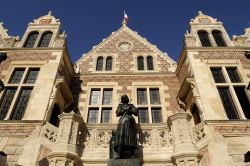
left=38, top=31, right=53, bottom=47
left=96, top=56, right=103, bottom=71
left=23, top=31, right=39, bottom=48
left=212, top=30, right=226, bottom=47
left=198, top=30, right=211, bottom=47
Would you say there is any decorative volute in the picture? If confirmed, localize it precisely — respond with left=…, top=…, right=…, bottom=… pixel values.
left=232, top=27, right=250, bottom=46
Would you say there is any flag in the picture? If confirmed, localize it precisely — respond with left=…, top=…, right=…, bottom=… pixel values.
left=124, top=11, right=129, bottom=23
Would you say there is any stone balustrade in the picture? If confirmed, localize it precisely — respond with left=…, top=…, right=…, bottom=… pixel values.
left=40, top=122, right=58, bottom=143
left=80, top=123, right=173, bottom=151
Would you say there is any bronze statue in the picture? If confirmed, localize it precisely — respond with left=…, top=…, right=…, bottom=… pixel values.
left=114, top=94, right=138, bottom=159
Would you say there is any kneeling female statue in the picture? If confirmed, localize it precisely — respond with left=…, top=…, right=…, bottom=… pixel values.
left=114, top=94, right=138, bottom=159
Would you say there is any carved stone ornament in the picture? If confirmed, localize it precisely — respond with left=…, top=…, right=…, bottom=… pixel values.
left=117, top=41, right=133, bottom=52
left=198, top=18, right=211, bottom=24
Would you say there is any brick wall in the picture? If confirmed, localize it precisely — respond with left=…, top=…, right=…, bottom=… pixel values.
left=0, top=51, right=55, bottom=80
left=195, top=51, right=250, bottom=69
left=76, top=74, right=180, bottom=114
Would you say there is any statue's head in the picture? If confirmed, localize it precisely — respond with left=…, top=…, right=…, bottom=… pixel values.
left=121, top=94, right=129, bottom=104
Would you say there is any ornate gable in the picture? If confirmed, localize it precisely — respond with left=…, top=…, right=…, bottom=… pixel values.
left=76, top=25, right=176, bottom=74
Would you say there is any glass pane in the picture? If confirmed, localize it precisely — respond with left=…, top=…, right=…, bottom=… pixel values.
left=9, top=68, right=25, bottom=84
left=38, top=32, right=53, bottom=47
left=103, top=89, right=112, bottom=105
left=25, top=68, right=39, bottom=84
left=212, top=30, right=226, bottom=47
left=88, top=109, right=98, bottom=123
left=137, top=57, right=144, bottom=70
left=0, top=88, right=17, bottom=120
left=102, top=109, right=111, bottom=123
left=90, top=90, right=100, bottom=105
left=11, top=88, right=32, bottom=120
left=139, top=108, right=148, bottom=123
left=210, top=68, right=226, bottom=83
left=150, top=89, right=160, bottom=104
left=226, top=68, right=241, bottom=83
left=147, top=56, right=154, bottom=70
left=105, top=57, right=113, bottom=71
left=218, top=88, right=239, bottom=119
left=24, top=32, right=39, bottom=48
left=198, top=31, right=211, bottom=47
left=234, top=87, right=250, bottom=119
left=152, top=108, right=162, bottom=123
left=96, top=57, right=103, bottom=71
left=137, top=89, right=147, bottom=105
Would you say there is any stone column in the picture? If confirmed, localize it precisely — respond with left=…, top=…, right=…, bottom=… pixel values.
left=47, top=111, right=84, bottom=166
left=168, top=112, right=201, bottom=166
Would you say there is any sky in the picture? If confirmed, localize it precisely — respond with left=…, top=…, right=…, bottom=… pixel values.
left=1, top=1, right=250, bottom=63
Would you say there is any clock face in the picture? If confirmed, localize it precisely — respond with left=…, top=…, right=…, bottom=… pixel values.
left=117, top=41, right=133, bottom=52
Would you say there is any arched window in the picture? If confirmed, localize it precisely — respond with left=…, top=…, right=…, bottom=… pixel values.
left=137, top=56, right=144, bottom=70
left=105, top=57, right=113, bottom=71
left=212, top=30, right=226, bottom=47
left=23, top=31, right=39, bottom=48
left=191, top=104, right=201, bottom=125
left=49, top=104, right=61, bottom=127
left=96, top=56, right=103, bottom=71
left=38, top=31, right=53, bottom=47
left=197, top=30, right=211, bottom=47
left=147, top=56, right=154, bottom=70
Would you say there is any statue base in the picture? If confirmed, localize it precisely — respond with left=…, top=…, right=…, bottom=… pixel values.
left=107, top=158, right=142, bottom=166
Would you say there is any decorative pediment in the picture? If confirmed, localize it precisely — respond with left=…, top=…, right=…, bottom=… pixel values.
left=76, top=25, right=176, bottom=73
left=29, top=11, right=60, bottom=26
left=190, top=11, right=222, bottom=25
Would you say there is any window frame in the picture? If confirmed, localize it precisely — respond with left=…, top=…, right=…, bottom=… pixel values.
left=87, top=87, right=113, bottom=123
left=210, top=65, right=249, bottom=119
left=137, top=56, right=144, bottom=70
left=136, top=87, right=162, bottom=123
left=197, top=30, right=212, bottom=47
left=0, top=66, right=40, bottom=120
left=212, top=30, right=227, bottom=47
left=136, top=55, right=155, bottom=71
left=23, top=31, right=39, bottom=48
left=38, top=31, right=53, bottom=47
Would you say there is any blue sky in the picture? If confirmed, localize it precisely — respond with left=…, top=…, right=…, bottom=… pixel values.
left=1, top=1, right=250, bottom=62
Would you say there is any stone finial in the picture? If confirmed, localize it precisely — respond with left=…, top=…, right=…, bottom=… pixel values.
left=48, top=11, right=52, bottom=16
left=198, top=11, right=203, bottom=16
left=122, top=19, right=127, bottom=26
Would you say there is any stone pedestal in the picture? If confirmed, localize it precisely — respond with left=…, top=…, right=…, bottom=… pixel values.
left=107, top=159, right=142, bottom=166
left=47, top=111, right=84, bottom=166
left=168, top=112, right=202, bottom=166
